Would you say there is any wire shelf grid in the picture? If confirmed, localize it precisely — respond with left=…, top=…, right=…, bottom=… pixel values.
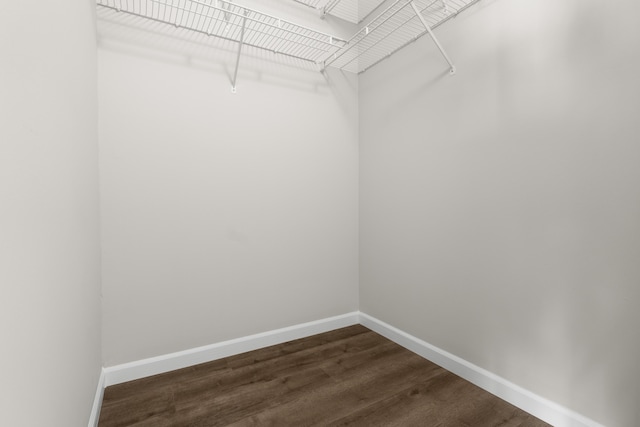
left=293, top=0, right=385, bottom=24
left=292, top=0, right=327, bottom=10
left=97, top=0, right=347, bottom=64
left=325, top=0, right=481, bottom=73
left=326, top=0, right=386, bottom=24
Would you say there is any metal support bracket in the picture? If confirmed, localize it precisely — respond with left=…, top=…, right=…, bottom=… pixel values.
left=409, top=1, right=456, bottom=75
left=231, top=10, right=248, bottom=93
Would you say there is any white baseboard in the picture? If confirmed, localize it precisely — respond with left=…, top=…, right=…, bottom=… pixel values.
left=88, top=367, right=105, bottom=427
left=103, top=312, right=360, bottom=387
left=358, top=312, right=604, bottom=427
left=95, top=311, right=601, bottom=427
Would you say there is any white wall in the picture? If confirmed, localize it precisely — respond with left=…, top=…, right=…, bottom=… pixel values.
left=0, top=2, right=102, bottom=426
left=359, top=1, right=640, bottom=426
left=98, top=1, right=359, bottom=366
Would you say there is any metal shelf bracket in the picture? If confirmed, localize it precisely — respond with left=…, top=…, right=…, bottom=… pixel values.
left=231, top=10, right=248, bottom=93
left=409, top=1, right=456, bottom=75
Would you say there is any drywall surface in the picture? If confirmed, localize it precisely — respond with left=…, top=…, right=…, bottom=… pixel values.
left=0, top=2, right=102, bottom=426
left=359, top=0, right=640, bottom=426
left=98, top=1, right=359, bottom=366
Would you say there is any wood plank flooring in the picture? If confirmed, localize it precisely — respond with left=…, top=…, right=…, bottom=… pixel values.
left=99, top=325, right=550, bottom=426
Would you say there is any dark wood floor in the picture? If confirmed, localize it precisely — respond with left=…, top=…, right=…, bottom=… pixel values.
left=99, top=325, right=550, bottom=426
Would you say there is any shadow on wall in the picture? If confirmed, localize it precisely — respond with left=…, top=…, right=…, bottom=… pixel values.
left=96, top=7, right=337, bottom=95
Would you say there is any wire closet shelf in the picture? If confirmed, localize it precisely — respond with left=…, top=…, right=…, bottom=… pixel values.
left=96, top=0, right=347, bottom=65
left=325, top=0, right=481, bottom=74
left=97, top=0, right=483, bottom=84
left=294, top=0, right=390, bottom=25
